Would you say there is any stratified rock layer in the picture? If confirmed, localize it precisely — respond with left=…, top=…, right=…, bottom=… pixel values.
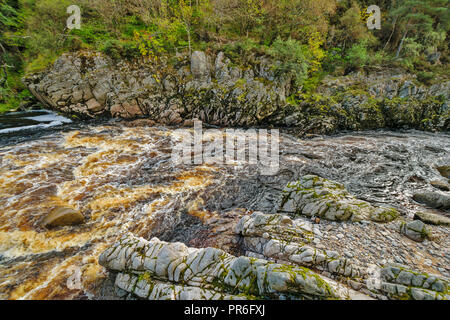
left=380, top=264, right=449, bottom=300
left=99, top=235, right=364, bottom=300
left=98, top=174, right=449, bottom=300
left=279, top=175, right=399, bottom=222
left=23, top=51, right=449, bottom=133
left=235, top=212, right=363, bottom=279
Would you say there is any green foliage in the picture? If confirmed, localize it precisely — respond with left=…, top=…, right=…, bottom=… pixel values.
left=338, top=1, right=372, bottom=44
left=417, top=71, right=434, bottom=85
left=101, top=39, right=140, bottom=60
left=1, top=0, right=27, bottom=112
left=389, top=0, right=449, bottom=57
left=0, top=0, right=449, bottom=113
left=345, top=40, right=370, bottom=68
left=322, top=48, right=345, bottom=73
left=222, top=38, right=264, bottom=60
left=268, top=38, right=309, bottom=87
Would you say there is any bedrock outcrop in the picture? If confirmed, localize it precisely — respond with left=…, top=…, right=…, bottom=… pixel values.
left=278, top=176, right=399, bottom=222
left=99, top=235, right=370, bottom=300
left=23, top=51, right=449, bottom=133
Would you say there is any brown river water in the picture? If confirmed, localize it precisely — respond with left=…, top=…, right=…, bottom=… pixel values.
left=0, top=118, right=449, bottom=299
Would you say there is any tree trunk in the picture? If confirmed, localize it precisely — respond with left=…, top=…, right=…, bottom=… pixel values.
left=384, top=16, right=398, bottom=51
left=187, top=28, right=192, bottom=57
left=396, top=20, right=410, bottom=58
left=0, top=41, right=7, bottom=87
left=395, top=28, right=408, bottom=58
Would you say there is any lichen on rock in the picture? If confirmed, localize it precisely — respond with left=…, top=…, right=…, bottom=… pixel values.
left=235, top=212, right=363, bottom=280
left=22, top=51, right=450, bottom=133
left=278, top=175, right=399, bottom=223
left=380, top=264, right=449, bottom=300
left=98, top=234, right=367, bottom=300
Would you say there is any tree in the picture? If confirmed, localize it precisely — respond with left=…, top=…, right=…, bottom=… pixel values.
left=262, top=0, right=337, bottom=44
left=337, top=1, right=373, bottom=49
left=390, top=0, right=449, bottom=57
left=161, top=0, right=209, bottom=56
left=0, top=0, right=19, bottom=88
left=208, top=0, right=263, bottom=37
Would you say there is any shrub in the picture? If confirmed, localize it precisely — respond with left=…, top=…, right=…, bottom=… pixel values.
left=101, top=39, right=140, bottom=60
left=417, top=71, right=434, bottom=85
left=268, top=38, right=309, bottom=87
left=322, top=47, right=345, bottom=73
left=345, top=40, right=369, bottom=68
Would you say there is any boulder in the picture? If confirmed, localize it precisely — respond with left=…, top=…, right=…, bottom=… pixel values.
left=42, top=207, right=84, bottom=228
left=400, top=220, right=431, bottom=242
left=279, top=175, right=399, bottom=223
left=413, top=192, right=450, bottom=210
left=98, top=234, right=362, bottom=300
left=414, top=211, right=450, bottom=227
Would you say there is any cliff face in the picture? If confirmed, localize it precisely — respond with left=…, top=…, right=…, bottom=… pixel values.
left=23, top=50, right=449, bottom=133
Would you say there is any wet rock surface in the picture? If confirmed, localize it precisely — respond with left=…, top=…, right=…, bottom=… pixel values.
left=42, top=207, right=85, bottom=229
left=0, top=123, right=449, bottom=300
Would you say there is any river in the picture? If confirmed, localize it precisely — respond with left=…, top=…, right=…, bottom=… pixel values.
left=0, top=110, right=448, bottom=299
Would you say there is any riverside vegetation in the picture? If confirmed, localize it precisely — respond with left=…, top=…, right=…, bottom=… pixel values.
left=0, top=0, right=449, bottom=119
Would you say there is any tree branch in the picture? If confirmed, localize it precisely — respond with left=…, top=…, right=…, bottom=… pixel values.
left=0, top=41, right=8, bottom=87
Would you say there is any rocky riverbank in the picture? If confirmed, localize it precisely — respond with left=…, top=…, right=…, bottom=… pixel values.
left=23, top=51, right=449, bottom=134
left=99, top=176, right=450, bottom=301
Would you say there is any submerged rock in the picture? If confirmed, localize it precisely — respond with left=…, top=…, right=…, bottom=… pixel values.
left=42, top=207, right=84, bottom=228
left=279, top=175, right=398, bottom=223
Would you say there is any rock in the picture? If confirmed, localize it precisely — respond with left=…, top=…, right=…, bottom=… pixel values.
left=190, top=51, right=210, bottom=80
left=414, top=211, right=450, bottom=227
left=22, top=51, right=450, bottom=133
left=279, top=176, right=399, bottom=223
left=235, top=212, right=362, bottom=279
left=380, top=264, right=449, bottom=300
left=413, top=191, right=450, bottom=210
left=436, top=165, right=450, bottom=179
left=427, top=52, right=441, bottom=65
left=400, top=220, right=431, bottom=242
left=86, top=98, right=103, bottom=113
left=42, top=207, right=84, bottom=228
left=98, top=234, right=362, bottom=300
left=430, top=180, right=450, bottom=191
